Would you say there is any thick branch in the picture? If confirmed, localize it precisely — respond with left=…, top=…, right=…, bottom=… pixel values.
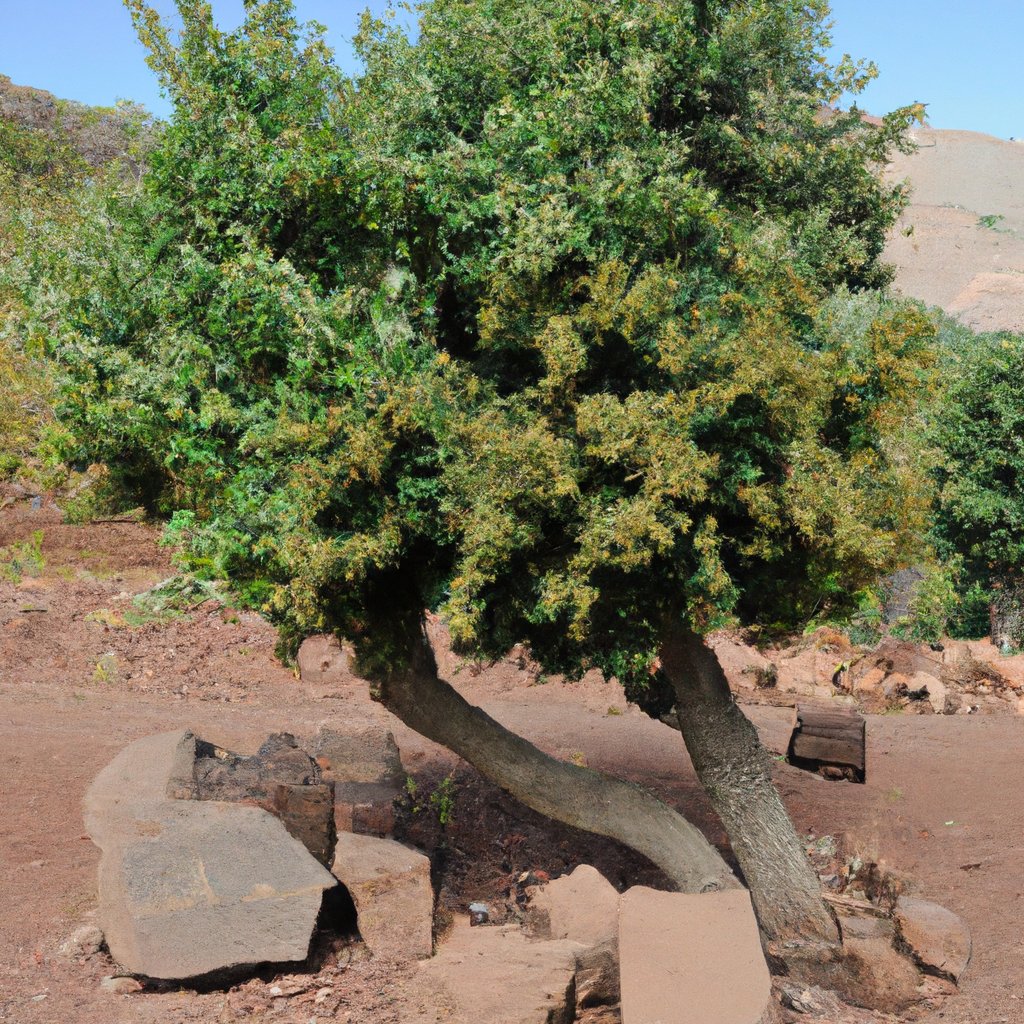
left=376, top=625, right=738, bottom=896
left=661, top=626, right=840, bottom=946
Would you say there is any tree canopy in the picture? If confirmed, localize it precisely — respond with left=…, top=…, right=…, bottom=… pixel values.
left=35, top=0, right=936, bottom=692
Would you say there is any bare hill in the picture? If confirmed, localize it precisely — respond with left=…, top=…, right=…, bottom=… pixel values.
left=885, top=127, right=1024, bottom=333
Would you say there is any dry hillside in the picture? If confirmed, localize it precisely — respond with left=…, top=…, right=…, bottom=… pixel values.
left=885, top=127, right=1024, bottom=333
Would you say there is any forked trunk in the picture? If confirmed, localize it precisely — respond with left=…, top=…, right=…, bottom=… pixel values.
left=660, top=626, right=839, bottom=947
left=375, top=621, right=738, bottom=895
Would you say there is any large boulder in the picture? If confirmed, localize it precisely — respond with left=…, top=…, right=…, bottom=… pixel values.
left=84, top=730, right=337, bottom=980
left=619, top=887, right=771, bottom=1024
left=331, top=831, right=434, bottom=960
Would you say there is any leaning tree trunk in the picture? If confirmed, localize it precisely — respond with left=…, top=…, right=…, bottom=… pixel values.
left=374, top=621, right=738, bottom=896
left=660, top=626, right=839, bottom=947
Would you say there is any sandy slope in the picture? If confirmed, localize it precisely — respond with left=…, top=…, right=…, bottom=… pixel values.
left=885, top=127, right=1024, bottom=333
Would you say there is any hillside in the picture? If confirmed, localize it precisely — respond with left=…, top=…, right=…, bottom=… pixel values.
left=885, top=127, right=1024, bottom=333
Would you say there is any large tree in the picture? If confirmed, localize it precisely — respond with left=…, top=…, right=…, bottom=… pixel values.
left=40, top=0, right=934, bottom=954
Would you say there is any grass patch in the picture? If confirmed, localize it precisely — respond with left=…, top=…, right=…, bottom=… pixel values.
left=0, top=530, right=44, bottom=583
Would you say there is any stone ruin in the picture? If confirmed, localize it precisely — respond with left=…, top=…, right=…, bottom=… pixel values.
left=84, top=724, right=432, bottom=980
left=80, top=647, right=973, bottom=1023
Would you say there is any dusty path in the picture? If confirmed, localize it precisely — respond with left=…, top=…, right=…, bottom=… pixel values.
left=3, top=495, right=1024, bottom=1022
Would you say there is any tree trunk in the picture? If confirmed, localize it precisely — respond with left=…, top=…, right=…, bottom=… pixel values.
left=375, top=620, right=738, bottom=896
left=990, top=578, right=1024, bottom=650
left=660, top=626, right=839, bottom=947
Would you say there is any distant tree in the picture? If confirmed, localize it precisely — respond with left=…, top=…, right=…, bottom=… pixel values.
left=42, top=0, right=935, bottom=958
left=931, top=324, right=1024, bottom=647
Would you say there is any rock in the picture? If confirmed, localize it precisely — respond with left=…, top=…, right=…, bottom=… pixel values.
left=619, top=887, right=770, bottom=1024
left=314, top=725, right=404, bottom=838
left=883, top=671, right=911, bottom=700
left=527, top=864, right=618, bottom=946
left=85, top=730, right=337, bottom=980
left=527, top=865, right=621, bottom=1016
left=853, top=666, right=886, bottom=696
left=894, top=897, right=972, bottom=982
left=297, top=635, right=355, bottom=697
left=100, top=976, right=144, bottom=994
left=927, top=678, right=949, bottom=714
left=835, top=912, right=922, bottom=1013
left=60, top=924, right=104, bottom=958
left=411, top=919, right=584, bottom=1024
left=331, top=831, right=433, bottom=959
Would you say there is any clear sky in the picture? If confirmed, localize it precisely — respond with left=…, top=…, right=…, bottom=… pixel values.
left=1, top=1, right=1021, bottom=139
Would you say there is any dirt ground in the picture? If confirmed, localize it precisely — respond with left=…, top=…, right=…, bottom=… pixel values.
left=3, top=492, right=1024, bottom=1023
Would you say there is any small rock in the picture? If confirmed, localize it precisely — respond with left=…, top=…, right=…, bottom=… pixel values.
left=315, top=987, right=334, bottom=1004
left=469, top=902, right=490, bottom=926
left=297, top=636, right=355, bottom=696
left=894, top=896, right=972, bottom=982
left=60, top=925, right=104, bottom=958
left=101, top=976, right=143, bottom=995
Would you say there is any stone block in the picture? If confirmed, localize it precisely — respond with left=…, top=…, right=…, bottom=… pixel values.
left=527, top=864, right=618, bottom=946
left=332, top=831, right=434, bottom=960
left=619, top=887, right=770, bottom=1024
left=411, top=920, right=584, bottom=1024
left=84, top=730, right=337, bottom=980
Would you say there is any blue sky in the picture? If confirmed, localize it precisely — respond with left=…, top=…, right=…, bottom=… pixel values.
left=1, top=2, right=1021, bottom=139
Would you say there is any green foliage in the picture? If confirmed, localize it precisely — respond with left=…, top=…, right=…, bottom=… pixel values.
left=889, top=561, right=960, bottom=645
left=0, top=77, right=151, bottom=481
left=37, top=0, right=935, bottom=691
left=929, top=326, right=1024, bottom=617
left=0, top=530, right=46, bottom=584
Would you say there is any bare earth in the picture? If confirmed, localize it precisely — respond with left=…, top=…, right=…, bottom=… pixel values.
left=2, top=491, right=1024, bottom=1023
left=885, top=127, right=1024, bottom=333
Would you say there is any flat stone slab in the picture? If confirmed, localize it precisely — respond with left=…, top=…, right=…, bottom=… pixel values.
left=85, top=730, right=337, bottom=980
left=411, top=920, right=584, bottom=1024
left=619, top=887, right=771, bottom=1024
left=332, top=831, right=433, bottom=959
left=895, top=896, right=972, bottom=982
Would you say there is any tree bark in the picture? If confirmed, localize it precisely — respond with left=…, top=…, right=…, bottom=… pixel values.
left=375, top=620, right=738, bottom=896
left=660, top=626, right=839, bottom=947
